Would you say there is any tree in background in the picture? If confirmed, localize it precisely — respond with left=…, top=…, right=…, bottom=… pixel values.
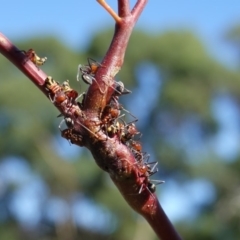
left=226, top=23, right=240, bottom=68
left=1, top=1, right=240, bottom=240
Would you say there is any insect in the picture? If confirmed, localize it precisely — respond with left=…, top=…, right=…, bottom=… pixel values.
left=147, top=182, right=156, bottom=193
left=105, top=121, right=123, bottom=137
left=137, top=176, right=164, bottom=196
left=44, top=76, right=62, bottom=93
left=130, top=140, right=142, bottom=152
left=61, top=128, right=84, bottom=147
left=61, top=80, right=79, bottom=103
left=44, top=76, right=68, bottom=105
left=22, top=48, right=47, bottom=66
left=77, top=58, right=106, bottom=94
left=77, top=58, right=132, bottom=97
left=44, top=77, right=81, bottom=108
left=59, top=117, right=74, bottom=130
left=147, top=179, right=165, bottom=193
left=101, top=104, right=121, bottom=125
left=138, top=161, right=159, bottom=178
left=129, top=139, right=155, bottom=171
left=58, top=109, right=102, bottom=141
left=112, top=81, right=132, bottom=97
left=106, top=97, right=137, bottom=124
left=138, top=158, right=165, bottom=194
left=127, top=140, right=145, bottom=164
left=100, top=100, right=128, bottom=137
left=78, top=58, right=100, bottom=82
left=138, top=175, right=165, bottom=194
left=120, top=120, right=140, bottom=144
left=146, top=181, right=164, bottom=193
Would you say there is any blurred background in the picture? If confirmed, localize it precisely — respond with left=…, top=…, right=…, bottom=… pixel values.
left=1, top=1, right=240, bottom=239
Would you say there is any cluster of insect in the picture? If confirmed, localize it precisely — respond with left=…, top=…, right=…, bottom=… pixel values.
left=23, top=49, right=164, bottom=195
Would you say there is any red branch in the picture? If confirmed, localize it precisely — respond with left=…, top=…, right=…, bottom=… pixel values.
left=0, top=1, right=182, bottom=239
left=0, top=34, right=46, bottom=88
left=118, top=0, right=130, bottom=17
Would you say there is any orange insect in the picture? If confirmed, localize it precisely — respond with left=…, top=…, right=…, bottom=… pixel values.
left=130, top=140, right=142, bottom=152
left=101, top=104, right=121, bottom=125
left=129, top=140, right=144, bottom=163
left=44, top=76, right=61, bottom=93
left=138, top=163, right=164, bottom=194
left=120, top=121, right=140, bottom=144
left=22, top=48, right=47, bottom=66
left=100, top=99, right=128, bottom=138
left=138, top=161, right=158, bottom=177
left=61, top=80, right=79, bottom=103
left=77, top=58, right=101, bottom=84
left=61, top=128, right=84, bottom=147
left=44, top=76, right=67, bottom=105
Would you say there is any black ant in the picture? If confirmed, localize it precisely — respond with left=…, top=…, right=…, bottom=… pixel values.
left=139, top=179, right=165, bottom=194
left=77, top=58, right=132, bottom=96
left=77, top=58, right=106, bottom=94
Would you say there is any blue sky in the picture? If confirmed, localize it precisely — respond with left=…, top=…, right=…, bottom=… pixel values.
left=1, top=1, right=240, bottom=67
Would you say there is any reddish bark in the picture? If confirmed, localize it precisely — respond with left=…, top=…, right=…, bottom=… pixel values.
left=0, top=1, right=182, bottom=239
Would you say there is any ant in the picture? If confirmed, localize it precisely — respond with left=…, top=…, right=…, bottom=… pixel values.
left=61, top=128, right=84, bottom=147
left=77, top=58, right=106, bottom=94
left=120, top=120, right=140, bottom=144
left=104, top=80, right=132, bottom=99
left=130, top=140, right=142, bottom=154
left=138, top=161, right=159, bottom=178
left=77, top=58, right=132, bottom=96
left=100, top=98, right=138, bottom=138
left=58, top=113, right=102, bottom=141
left=139, top=179, right=165, bottom=194
left=101, top=102, right=121, bottom=125
left=137, top=161, right=164, bottom=194
left=137, top=156, right=165, bottom=194
left=114, top=81, right=131, bottom=96
left=125, top=158, right=164, bottom=196
left=148, top=180, right=165, bottom=193
left=21, top=48, right=47, bottom=66
left=45, top=77, right=83, bottom=108
left=59, top=117, right=74, bottom=131
left=99, top=99, right=123, bottom=136
left=101, top=108, right=138, bottom=141
left=107, top=96, right=137, bottom=124
left=77, top=58, right=100, bottom=83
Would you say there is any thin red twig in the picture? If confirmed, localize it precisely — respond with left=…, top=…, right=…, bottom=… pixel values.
left=131, top=0, right=148, bottom=18
left=0, top=33, right=46, bottom=89
left=118, top=0, right=130, bottom=17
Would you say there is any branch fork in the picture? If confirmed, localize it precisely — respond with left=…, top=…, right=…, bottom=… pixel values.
left=0, top=1, right=182, bottom=239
